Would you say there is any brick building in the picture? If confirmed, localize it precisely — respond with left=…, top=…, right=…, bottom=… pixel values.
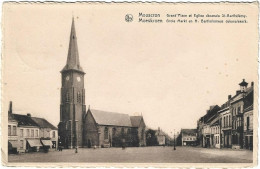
left=83, top=109, right=133, bottom=148
left=8, top=101, right=58, bottom=153
left=201, top=105, right=220, bottom=148
left=243, top=104, right=253, bottom=150
left=180, top=129, right=197, bottom=146
left=219, top=97, right=232, bottom=148
left=197, top=79, right=254, bottom=150
left=230, top=79, right=253, bottom=149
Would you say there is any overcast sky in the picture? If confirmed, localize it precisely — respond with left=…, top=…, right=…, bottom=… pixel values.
left=3, top=3, right=258, bottom=135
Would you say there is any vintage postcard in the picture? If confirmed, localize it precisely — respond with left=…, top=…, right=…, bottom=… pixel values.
left=2, top=2, right=258, bottom=168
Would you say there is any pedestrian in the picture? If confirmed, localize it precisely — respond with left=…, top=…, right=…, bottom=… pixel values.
left=75, top=146, right=78, bottom=153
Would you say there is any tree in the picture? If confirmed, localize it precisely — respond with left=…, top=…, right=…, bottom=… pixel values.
left=146, top=129, right=158, bottom=146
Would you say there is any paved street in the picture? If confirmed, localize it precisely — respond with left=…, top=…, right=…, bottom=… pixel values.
left=8, top=146, right=253, bottom=163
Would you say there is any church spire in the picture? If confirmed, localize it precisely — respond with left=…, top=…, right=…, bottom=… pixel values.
left=61, top=17, right=84, bottom=73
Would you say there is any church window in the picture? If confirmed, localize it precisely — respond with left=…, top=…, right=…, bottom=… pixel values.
left=104, top=127, right=109, bottom=139
left=127, top=128, right=131, bottom=135
left=66, top=92, right=70, bottom=103
left=112, top=128, right=116, bottom=136
left=77, top=92, right=81, bottom=103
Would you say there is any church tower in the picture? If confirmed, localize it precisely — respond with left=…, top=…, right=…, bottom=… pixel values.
left=58, top=18, right=86, bottom=148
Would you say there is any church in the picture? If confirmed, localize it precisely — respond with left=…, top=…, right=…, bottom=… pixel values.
left=58, top=18, right=146, bottom=148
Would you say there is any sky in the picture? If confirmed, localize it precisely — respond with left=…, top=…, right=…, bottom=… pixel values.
left=3, top=3, right=258, bottom=135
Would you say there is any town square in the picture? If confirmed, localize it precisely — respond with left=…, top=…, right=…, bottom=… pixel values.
left=8, top=146, right=252, bottom=163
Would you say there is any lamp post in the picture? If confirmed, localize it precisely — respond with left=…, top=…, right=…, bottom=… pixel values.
left=173, top=129, right=176, bottom=150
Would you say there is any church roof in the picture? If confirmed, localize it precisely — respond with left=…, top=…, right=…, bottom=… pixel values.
left=90, top=109, right=132, bottom=127
left=61, top=17, right=84, bottom=73
left=31, top=117, right=58, bottom=130
left=130, top=116, right=143, bottom=127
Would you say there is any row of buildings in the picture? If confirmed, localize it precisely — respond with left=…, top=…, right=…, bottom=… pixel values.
left=197, top=79, right=254, bottom=150
left=8, top=102, right=58, bottom=153
left=8, top=99, right=172, bottom=153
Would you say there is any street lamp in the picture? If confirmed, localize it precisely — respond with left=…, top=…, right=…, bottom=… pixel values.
left=173, top=129, right=176, bottom=150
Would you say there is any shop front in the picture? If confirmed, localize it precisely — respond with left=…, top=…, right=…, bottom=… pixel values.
left=26, top=139, right=42, bottom=152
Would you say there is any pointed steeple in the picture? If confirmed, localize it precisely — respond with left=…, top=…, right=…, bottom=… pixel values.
left=62, top=17, right=84, bottom=73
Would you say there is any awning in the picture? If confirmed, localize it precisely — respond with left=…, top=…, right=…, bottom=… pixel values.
left=9, top=141, right=19, bottom=148
left=41, top=140, right=53, bottom=147
left=27, top=139, right=42, bottom=147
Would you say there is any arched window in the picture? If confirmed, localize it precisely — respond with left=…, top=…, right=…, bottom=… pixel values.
left=112, top=128, right=116, bottom=136
left=104, top=127, right=109, bottom=139
left=77, top=92, right=81, bottom=103
left=66, top=92, right=70, bottom=103
left=121, top=128, right=125, bottom=136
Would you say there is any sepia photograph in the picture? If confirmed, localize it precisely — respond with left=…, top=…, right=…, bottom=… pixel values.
left=2, top=2, right=258, bottom=167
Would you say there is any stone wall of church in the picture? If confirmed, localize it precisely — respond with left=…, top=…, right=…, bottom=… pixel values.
left=98, top=125, right=132, bottom=147
left=84, top=111, right=99, bottom=147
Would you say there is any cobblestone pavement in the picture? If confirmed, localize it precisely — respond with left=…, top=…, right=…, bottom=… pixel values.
left=8, top=146, right=253, bottom=163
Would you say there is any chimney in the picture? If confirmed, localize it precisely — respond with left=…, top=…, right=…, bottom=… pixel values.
left=251, top=81, right=254, bottom=87
left=8, top=101, right=12, bottom=115
left=228, top=95, right=232, bottom=100
left=27, top=113, right=31, bottom=117
left=236, top=90, right=241, bottom=95
left=158, top=127, right=160, bottom=132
